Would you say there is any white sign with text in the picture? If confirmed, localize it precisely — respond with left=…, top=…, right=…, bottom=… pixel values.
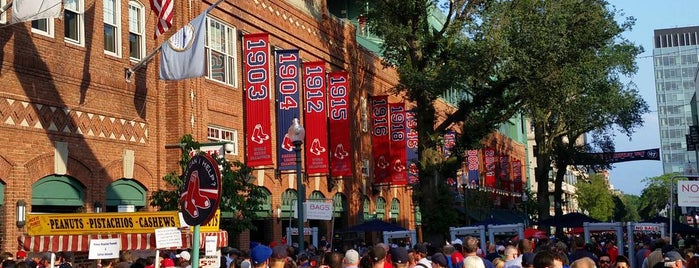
left=155, top=227, right=183, bottom=249
left=88, top=238, right=121, bottom=260
left=678, top=181, right=699, bottom=207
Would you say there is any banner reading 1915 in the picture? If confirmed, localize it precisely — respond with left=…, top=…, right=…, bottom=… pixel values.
left=244, top=33, right=273, bottom=167
left=26, top=211, right=181, bottom=236
left=328, top=71, right=352, bottom=177
left=303, top=61, right=329, bottom=174
left=275, top=49, right=301, bottom=171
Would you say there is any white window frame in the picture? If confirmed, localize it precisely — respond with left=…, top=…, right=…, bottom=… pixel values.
left=205, top=17, right=238, bottom=88
left=128, top=1, right=145, bottom=61
left=31, top=18, right=55, bottom=37
left=207, top=126, right=238, bottom=156
left=103, top=0, right=121, bottom=56
left=0, top=0, right=6, bottom=24
left=64, top=0, right=85, bottom=46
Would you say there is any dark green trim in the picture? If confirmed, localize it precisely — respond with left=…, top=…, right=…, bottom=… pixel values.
left=308, top=191, right=325, bottom=201
left=281, top=189, right=297, bottom=212
left=362, top=195, right=371, bottom=220
left=254, top=188, right=272, bottom=218
left=32, top=175, right=84, bottom=206
left=375, top=197, right=386, bottom=213
left=106, top=179, right=147, bottom=206
left=390, top=198, right=400, bottom=219
left=0, top=183, right=5, bottom=205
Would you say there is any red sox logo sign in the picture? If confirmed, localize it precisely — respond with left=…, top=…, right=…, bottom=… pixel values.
left=181, top=154, right=222, bottom=226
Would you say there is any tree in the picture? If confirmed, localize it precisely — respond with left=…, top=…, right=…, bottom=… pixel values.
left=149, top=135, right=266, bottom=244
left=575, top=174, right=614, bottom=221
left=616, top=194, right=640, bottom=222
left=638, top=173, right=676, bottom=220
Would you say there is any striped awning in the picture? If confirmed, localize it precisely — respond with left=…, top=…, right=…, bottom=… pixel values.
left=18, top=230, right=227, bottom=252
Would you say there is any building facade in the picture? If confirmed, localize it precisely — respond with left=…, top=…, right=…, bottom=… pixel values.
left=654, top=26, right=699, bottom=173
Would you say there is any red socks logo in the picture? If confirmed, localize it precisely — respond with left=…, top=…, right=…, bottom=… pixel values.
left=309, top=138, right=326, bottom=156
left=333, top=144, right=349, bottom=159
left=376, top=156, right=389, bottom=169
left=281, top=134, right=294, bottom=152
left=251, top=124, right=270, bottom=144
left=181, top=171, right=211, bottom=218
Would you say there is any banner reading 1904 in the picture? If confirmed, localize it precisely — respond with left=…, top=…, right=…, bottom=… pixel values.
left=244, top=33, right=273, bottom=167
left=275, top=49, right=301, bottom=171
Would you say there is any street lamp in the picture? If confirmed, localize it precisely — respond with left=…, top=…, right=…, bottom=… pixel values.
left=16, top=200, right=26, bottom=228
left=669, top=174, right=699, bottom=244
left=287, top=118, right=305, bottom=253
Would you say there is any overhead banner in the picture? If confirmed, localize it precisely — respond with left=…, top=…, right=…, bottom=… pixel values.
left=328, top=71, right=352, bottom=177
left=582, top=148, right=660, bottom=164
left=26, top=211, right=181, bottom=236
left=275, top=49, right=301, bottom=170
left=443, top=131, right=456, bottom=158
left=371, top=96, right=390, bottom=184
left=389, top=102, right=407, bottom=185
left=499, top=154, right=510, bottom=191
left=513, top=159, right=523, bottom=193
left=405, top=110, right=419, bottom=184
left=303, top=61, right=329, bottom=174
left=467, top=150, right=480, bottom=185
left=484, top=148, right=496, bottom=187
left=243, top=33, right=273, bottom=167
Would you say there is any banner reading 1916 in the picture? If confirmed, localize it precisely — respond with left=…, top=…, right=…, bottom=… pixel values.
left=372, top=96, right=390, bottom=184
left=244, top=33, right=273, bottom=167
left=303, top=61, right=329, bottom=174
left=275, top=49, right=301, bottom=171
left=328, top=71, right=352, bottom=177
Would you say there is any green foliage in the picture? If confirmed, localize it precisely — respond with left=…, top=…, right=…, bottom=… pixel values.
left=617, top=194, right=641, bottom=222
left=575, top=174, right=614, bottom=221
left=638, top=173, right=676, bottom=219
left=149, top=134, right=266, bottom=238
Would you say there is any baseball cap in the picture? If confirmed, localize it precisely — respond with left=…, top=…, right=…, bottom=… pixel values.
left=272, top=245, right=288, bottom=259
left=431, top=253, right=448, bottom=267
left=16, top=251, right=26, bottom=259
left=390, top=247, right=409, bottom=264
left=451, top=239, right=463, bottom=245
left=161, top=258, right=176, bottom=268
left=665, top=251, right=686, bottom=262
left=344, top=249, right=360, bottom=264
left=414, top=243, right=429, bottom=255
left=496, top=245, right=505, bottom=252
left=176, top=251, right=191, bottom=261
left=251, top=245, right=273, bottom=265
left=369, top=245, right=387, bottom=262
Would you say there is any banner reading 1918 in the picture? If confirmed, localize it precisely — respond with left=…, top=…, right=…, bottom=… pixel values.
left=372, top=96, right=390, bottom=184
left=303, top=61, right=329, bottom=174
left=275, top=49, right=301, bottom=171
left=244, top=33, right=272, bottom=167
left=389, top=102, right=407, bottom=185
left=405, top=110, right=419, bottom=184
left=328, top=71, right=352, bottom=177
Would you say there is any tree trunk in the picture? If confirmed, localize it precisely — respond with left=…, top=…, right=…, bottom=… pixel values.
left=554, top=158, right=569, bottom=237
left=534, top=123, right=551, bottom=225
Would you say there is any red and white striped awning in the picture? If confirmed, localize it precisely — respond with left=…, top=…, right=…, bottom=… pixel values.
left=18, top=230, right=227, bottom=252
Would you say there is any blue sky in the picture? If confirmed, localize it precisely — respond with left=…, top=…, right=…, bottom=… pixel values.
left=607, top=0, right=699, bottom=195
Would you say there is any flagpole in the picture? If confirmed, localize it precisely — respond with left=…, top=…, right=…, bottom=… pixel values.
left=124, top=0, right=226, bottom=82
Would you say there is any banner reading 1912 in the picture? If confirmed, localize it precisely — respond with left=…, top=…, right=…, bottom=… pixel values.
left=275, top=49, right=301, bottom=171
left=303, top=61, right=329, bottom=174
left=244, top=33, right=272, bottom=167
left=328, top=71, right=352, bottom=177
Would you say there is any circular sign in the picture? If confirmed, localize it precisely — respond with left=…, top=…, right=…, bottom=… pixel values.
left=168, top=23, right=195, bottom=52
left=180, top=154, right=222, bottom=226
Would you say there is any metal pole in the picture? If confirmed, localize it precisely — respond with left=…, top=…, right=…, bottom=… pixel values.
left=294, top=140, right=305, bottom=253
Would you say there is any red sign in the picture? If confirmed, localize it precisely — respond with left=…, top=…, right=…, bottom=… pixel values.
left=328, top=71, right=352, bottom=177
left=484, top=148, right=496, bottom=187
left=513, top=159, right=522, bottom=192
left=389, top=102, right=407, bottom=185
left=303, top=62, right=329, bottom=174
left=372, top=96, right=390, bottom=184
left=500, top=154, right=510, bottom=190
left=243, top=33, right=273, bottom=167
left=181, top=154, right=222, bottom=226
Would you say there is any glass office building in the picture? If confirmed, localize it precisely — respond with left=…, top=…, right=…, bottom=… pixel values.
left=654, top=26, right=699, bottom=173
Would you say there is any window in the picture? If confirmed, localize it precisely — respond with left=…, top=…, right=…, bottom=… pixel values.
left=207, top=126, right=238, bottom=155
left=32, top=18, right=55, bottom=37
left=103, top=0, right=120, bottom=55
left=206, top=17, right=238, bottom=87
left=128, top=1, right=145, bottom=60
left=64, top=0, right=84, bottom=45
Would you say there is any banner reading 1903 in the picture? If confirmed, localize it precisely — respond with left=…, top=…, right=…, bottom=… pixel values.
left=275, top=49, right=301, bottom=171
left=328, top=71, right=352, bottom=177
left=244, top=33, right=272, bottom=167
left=303, top=61, right=329, bottom=174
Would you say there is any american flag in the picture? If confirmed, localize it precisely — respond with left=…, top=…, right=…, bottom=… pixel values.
left=150, top=0, right=173, bottom=38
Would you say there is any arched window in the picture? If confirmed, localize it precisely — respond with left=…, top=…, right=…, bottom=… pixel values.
left=254, top=187, right=272, bottom=217
left=281, top=189, right=298, bottom=215
left=362, top=195, right=371, bottom=220
left=309, top=191, right=325, bottom=202
left=375, top=197, right=386, bottom=220
left=333, top=193, right=346, bottom=217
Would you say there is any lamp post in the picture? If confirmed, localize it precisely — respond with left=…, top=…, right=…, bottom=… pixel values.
left=669, top=174, right=699, bottom=244
left=16, top=200, right=26, bottom=228
left=287, top=118, right=306, bottom=253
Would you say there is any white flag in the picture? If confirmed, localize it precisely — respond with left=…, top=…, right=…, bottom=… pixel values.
left=11, top=0, right=62, bottom=24
left=159, top=6, right=211, bottom=80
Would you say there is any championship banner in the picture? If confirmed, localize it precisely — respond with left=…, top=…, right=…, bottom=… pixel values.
left=513, top=159, right=523, bottom=193
left=389, top=102, right=407, bottom=185
left=371, top=96, right=390, bottom=184
left=243, top=33, right=273, bottom=167
left=26, top=211, right=181, bottom=236
left=406, top=110, right=419, bottom=184
left=443, top=131, right=456, bottom=158
left=328, top=71, right=352, bottom=177
left=467, top=150, right=480, bottom=185
left=303, top=61, right=329, bottom=174
left=499, top=154, right=510, bottom=191
left=484, top=148, right=496, bottom=187
left=275, top=49, right=301, bottom=170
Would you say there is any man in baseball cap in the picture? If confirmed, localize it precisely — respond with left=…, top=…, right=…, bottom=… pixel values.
left=251, top=245, right=273, bottom=268
left=390, top=247, right=409, bottom=268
